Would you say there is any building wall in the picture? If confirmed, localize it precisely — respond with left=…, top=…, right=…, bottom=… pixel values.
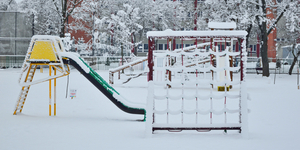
left=267, top=5, right=277, bottom=59
left=67, top=15, right=92, bottom=48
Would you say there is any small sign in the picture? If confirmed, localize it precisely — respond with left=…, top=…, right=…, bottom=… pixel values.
left=69, top=89, right=77, bottom=99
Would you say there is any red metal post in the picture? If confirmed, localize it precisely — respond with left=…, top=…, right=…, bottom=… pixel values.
left=167, top=38, right=169, bottom=50
left=148, top=37, right=154, bottom=81
left=224, top=38, right=226, bottom=50
left=173, top=38, right=176, bottom=51
left=240, top=39, right=244, bottom=81
left=172, top=0, right=176, bottom=51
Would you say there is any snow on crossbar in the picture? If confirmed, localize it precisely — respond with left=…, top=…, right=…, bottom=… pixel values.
left=109, top=57, right=147, bottom=84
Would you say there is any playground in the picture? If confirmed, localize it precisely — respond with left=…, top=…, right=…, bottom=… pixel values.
left=1, top=68, right=300, bottom=150
left=1, top=26, right=300, bottom=149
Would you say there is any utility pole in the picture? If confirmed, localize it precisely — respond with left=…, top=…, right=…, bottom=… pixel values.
left=194, top=0, right=197, bottom=31
left=32, top=13, right=35, bottom=36
left=92, top=11, right=95, bottom=56
left=121, top=42, right=124, bottom=73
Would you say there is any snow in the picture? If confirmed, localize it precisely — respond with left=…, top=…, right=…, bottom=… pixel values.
left=109, top=57, right=147, bottom=73
left=172, top=42, right=210, bottom=53
left=60, top=52, right=90, bottom=74
left=147, top=29, right=247, bottom=38
left=112, top=93, right=146, bottom=110
left=1, top=68, right=300, bottom=150
left=208, top=22, right=237, bottom=30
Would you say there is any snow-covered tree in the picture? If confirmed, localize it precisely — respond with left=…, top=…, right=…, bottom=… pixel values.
left=19, top=0, right=58, bottom=35
left=52, top=0, right=83, bottom=37
left=105, top=3, right=143, bottom=55
left=150, top=0, right=184, bottom=31
left=19, top=0, right=82, bottom=37
left=200, top=0, right=299, bottom=77
left=278, top=1, right=300, bottom=75
left=0, top=0, right=17, bottom=11
left=71, top=0, right=185, bottom=56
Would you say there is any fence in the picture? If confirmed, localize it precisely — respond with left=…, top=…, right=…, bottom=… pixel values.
left=0, top=12, right=33, bottom=56
left=0, top=55, right=25, bottom=68
left=80, top=56, right=137, bottom=70
left=1, top=55, right=299, bottom=74
left=246, top=57, right=300, bottom=74
left=0, top=55, right=142, bottom=70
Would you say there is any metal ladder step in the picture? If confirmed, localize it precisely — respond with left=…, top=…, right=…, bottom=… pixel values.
left=13, top=65, right=37, bottom=115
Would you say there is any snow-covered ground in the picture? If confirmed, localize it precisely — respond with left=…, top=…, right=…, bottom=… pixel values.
left=1, top=68, right=300, bottom=150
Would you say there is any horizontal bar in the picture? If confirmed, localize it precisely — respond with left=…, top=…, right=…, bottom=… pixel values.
left=153, top=127, right=241, bottom=131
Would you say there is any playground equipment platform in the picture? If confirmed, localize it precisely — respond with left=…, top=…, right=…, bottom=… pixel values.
left=14, top=35, right=145, bottom=117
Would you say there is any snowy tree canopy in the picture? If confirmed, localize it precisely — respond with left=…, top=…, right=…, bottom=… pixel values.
left=16, top=0, right=300, bottom=58
left=197, top=0, right=300, bottom=77
left=0, top=0, right=17, bottom=11
left=19, top=0, right=82, bottom=36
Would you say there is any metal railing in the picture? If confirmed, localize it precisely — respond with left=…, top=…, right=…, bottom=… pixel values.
left=246, top=57, right=300, bottom=74
left=0, top=55, right=145, bottom=70
left=0, top=55, right=25, bottom=68
left=1, top=55, right=299, bottom=74
left=81, top=56, right=133, bottom=70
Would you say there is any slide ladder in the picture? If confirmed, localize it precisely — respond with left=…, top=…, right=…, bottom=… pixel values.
left=13, top=64, right=37, bottom=115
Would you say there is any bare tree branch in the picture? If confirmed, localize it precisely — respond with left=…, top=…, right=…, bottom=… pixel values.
left=267, top=1, right=293, bottom=35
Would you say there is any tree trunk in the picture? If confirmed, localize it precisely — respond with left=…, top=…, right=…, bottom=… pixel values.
left=261, top=21, right=270, bottom=77
left=259, top=0, right=270, bottom=77
left=60, top=24, right=65, bottom=37
left=133, top=34, right=137, bottom=56
left=289, top=56, right=298, bottom=75
left=288, top=44, right=299, bottom=75
left=245, top=24, right=252, bottom=51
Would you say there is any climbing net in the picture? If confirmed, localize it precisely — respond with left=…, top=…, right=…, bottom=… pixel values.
left=146, top=35, right=249, bottom=135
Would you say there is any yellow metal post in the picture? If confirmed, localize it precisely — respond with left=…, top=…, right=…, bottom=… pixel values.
left=40, top=65, right=43, bottom=73
left=54, top=67, right=56, bottom=116
left=49, top=65, right=51, bottom=116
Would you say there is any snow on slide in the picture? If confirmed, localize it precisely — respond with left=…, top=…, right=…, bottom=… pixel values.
left=60, top=52, right=146, bottom=117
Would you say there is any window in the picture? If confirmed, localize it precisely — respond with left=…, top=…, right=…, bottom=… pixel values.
left=159, top=44, right=163, bottom=50
left=176, top=44, right=179, bottom=49
left=186, top=44, right=190, bottom=47
left=144, top=44, right=149, bottom=52
left=206, top=46, right=210, bottom=51
left=144, top=44, right=148, bottom=50
left=138, top=44, right=143, bottom=52
left=164, top=44, right=168, bottom=50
